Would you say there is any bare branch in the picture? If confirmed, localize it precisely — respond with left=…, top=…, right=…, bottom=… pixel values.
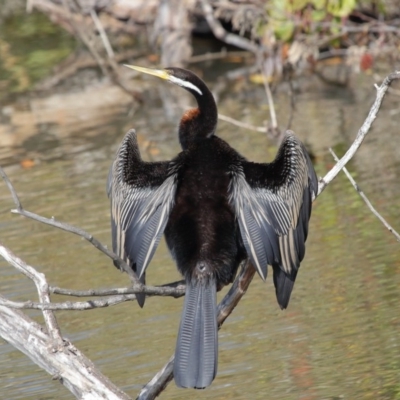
left=188, top=50, right=252, bottom=64
left=218, top=113, right=267, bottom=133
left=200, top=0, right=260, bottom=54
left=329, top=149, right=400, bottom=242
left=136, top=355, right=174, bottom=400
left=90, top=9, right=114, bottom=59
left=0, top=166, right=137, bottom=284
left=61, top=0, right=108, bottom=75
left=0, top=166, right=23, bottom=210
left=0, top=299, right=131, bottom=399
left=285, top=75, right=296, bottom=131
left=318, top=71, right=400, bottom=195
left=50, top=281, right=185, bottom=297
left=0, top=285, right=185, bottom=311
left=259, top=64, right=278, bottom=133
left=0, top=293, right=137, bottom=311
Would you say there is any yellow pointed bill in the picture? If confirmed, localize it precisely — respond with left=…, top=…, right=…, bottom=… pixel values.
left=123, top=64, right=170, bottom=80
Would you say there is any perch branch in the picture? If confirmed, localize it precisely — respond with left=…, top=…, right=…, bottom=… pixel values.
left=0, top=284, right=185, bottom=311
left=0, top=285, right=185, bottom=311
left=137, top=261, right=256, bottom=400
left=0, top=294, right=137, bottom=311
left=50, top=280, right=185, bottom=297
left=329, top=149, right=400, bottom=242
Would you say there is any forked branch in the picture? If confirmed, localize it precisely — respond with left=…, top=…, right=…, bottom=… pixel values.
left=329, top=149, right=400, bottom=242
left=317, top=71, right=400, bottom=195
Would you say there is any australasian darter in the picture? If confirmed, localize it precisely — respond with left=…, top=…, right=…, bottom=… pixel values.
left=107, top=65, right=318, bottom=389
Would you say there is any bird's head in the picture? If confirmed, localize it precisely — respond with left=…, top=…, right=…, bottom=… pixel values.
left=124, top=65, right=218, bottom=148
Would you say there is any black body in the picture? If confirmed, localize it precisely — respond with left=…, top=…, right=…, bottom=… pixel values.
left=107, top=66, right=318, bottom=389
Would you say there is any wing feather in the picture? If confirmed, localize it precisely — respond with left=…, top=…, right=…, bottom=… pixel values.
left=108, top=129, right=177, bottom=280
left=230, top=131, right=317, bottom=307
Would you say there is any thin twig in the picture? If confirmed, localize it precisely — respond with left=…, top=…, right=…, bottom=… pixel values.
left=318, top=71, right=400, bottom=195
left=0, top=294, right=136, bottom=311
left=188, top=50, right=252, bottom=64
left=35, top=49, right=143, bottom=91
left=0, top=281, right=184, bottom=311
left=260, top=63, right=278, bottom=132
left=0, top=166, right=137, bottom=283
left=285, top=73, right=296, bottom=131
left=86, top=5, right=140, bottom=98
left=329, top=149, right=400, bottom=242
left=50, top=281, right=185, bottom=297
left=62, top=0, right=108, bottom=75
left=90, top=9, right=114, bottom=59
left=218, top=113, right=267, bottom=133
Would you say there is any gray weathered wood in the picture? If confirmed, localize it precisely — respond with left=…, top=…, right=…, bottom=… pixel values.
left=0, top=301, right=131, bottom=400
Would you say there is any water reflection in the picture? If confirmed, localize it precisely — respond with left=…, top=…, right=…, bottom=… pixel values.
left=0, top=69, right=400, bottom=399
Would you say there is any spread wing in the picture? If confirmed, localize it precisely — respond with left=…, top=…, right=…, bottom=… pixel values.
left=230, top=131, right=318, bottom=308
left=107, top=129, right=178, bottom=281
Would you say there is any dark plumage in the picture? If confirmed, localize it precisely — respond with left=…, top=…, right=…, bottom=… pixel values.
left=107, top=65, right=318, bottom=389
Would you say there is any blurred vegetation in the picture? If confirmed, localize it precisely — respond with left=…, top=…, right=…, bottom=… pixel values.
left=260, top=0, right=391, bottom=44
left=0, top=0, right=396, bottom=101
left=0, top=9, right=76, bottom=101
left=266, top=0, right=361, bottom=41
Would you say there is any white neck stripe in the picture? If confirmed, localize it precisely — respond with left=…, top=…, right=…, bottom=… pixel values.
left=169, top=75, right=203, bottom=95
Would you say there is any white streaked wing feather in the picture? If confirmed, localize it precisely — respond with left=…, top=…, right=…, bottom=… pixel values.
left=108, top=146, right=177, bottom=275
left=230, top=133, right=317, bottom=276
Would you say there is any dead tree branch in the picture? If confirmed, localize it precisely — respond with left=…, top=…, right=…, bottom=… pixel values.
left=50, top=280, right=185, bottom=297
left=0, top=166, right=137, bottom=283
left=318, top=71, right=400, bottom=195
left=329, top=148, right=400, bottom=242
left=0, top=299, right=131, bottom=400
left=0, top=243, right=63, bottom=347
left=200, top=0, right=260, bottom=54
left=218, top=113, right=267, bottom=133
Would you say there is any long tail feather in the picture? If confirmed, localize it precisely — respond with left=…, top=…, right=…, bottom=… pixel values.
left=174, top=276, right=218, bottom=389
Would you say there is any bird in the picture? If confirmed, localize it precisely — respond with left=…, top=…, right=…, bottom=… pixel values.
left=107, top=65, right=318, bottom=389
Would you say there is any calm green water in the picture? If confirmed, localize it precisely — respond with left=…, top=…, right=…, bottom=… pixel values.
left=0, top=15, right=399, bottom=398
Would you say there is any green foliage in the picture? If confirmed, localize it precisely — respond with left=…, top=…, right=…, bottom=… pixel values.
left=0, top=10, right=76, bottom=98
left=265, top=0, right=360, bottom=42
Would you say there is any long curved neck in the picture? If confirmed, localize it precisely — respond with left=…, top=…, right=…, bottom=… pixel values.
left=178, top=78, right=218, bottom=150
